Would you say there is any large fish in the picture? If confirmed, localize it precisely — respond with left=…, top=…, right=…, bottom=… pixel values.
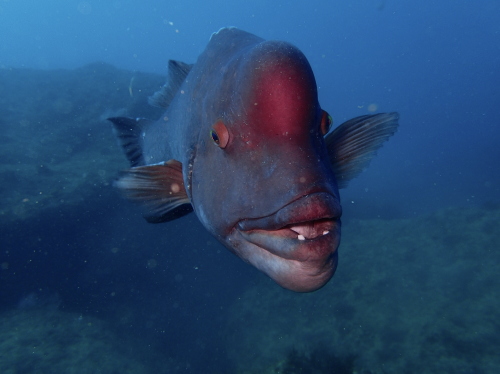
left=108, top=28, right=398, bottom=292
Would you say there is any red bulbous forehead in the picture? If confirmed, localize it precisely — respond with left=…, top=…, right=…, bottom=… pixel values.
left=239, top=41, right=320, bottom=139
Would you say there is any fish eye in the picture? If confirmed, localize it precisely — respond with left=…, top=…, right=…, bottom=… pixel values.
left=210, top=129, right=220, bottom=144
left=320, top=110, right=333, bottom=136
left=210, top=120, right=229, bottom=148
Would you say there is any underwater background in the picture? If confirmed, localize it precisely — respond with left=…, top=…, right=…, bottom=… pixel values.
left=0, top=1, right=499, bottom=373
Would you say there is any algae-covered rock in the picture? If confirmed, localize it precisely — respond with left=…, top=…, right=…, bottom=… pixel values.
left=225, top=205, right=500, bottom=374
left=0, top=307, right=175, bottom=373
left=0, top=64, right=164, bottom=224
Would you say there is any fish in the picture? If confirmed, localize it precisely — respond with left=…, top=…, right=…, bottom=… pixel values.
left=108, top=27, right=399, bottom=292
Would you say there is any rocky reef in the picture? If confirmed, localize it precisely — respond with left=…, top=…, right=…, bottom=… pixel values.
left=0, top=64, right=498, bottom=374
left=0, top=63, right=164, bottom=224
left=225, top=204, right=500, bottom=374
left=0, top=306, right=178, bottom=373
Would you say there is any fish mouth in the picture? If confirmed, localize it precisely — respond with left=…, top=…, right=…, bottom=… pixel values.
left=234, top=192, right=342, bottom=292
left=237, top=192, right=341, bottom=260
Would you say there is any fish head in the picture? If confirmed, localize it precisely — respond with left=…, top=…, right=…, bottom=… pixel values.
left=191, top=40, right=342, bottom=292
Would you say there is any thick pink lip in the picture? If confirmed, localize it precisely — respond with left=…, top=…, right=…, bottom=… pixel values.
left=236, top=192, right=341, bottom=261
left=238, top=192, right=341, bottom=231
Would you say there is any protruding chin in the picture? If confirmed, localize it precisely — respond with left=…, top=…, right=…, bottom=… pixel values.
left=266, top=252, right=338, bottom=292
left=231, top=235, right=338, bottom=292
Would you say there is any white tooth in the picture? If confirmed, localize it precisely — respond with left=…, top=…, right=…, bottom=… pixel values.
left=298, top=235, right=305, bottom=241
left=323, top=230, right=329, bottom=235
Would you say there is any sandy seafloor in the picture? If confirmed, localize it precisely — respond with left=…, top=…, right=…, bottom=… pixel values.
left=0, top=65, right=498, bottom=373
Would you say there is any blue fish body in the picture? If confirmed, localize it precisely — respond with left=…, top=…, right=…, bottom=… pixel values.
left=109, top=28, right=398, bottom=292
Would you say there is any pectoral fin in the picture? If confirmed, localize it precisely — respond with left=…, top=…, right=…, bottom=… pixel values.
left=326, top=112, right=399, bottom=188
left=115, top=159, right=193, bottom=223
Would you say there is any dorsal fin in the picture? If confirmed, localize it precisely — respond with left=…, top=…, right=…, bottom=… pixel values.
left=108, top=117, right=152, bottom=167
left=148, top=60, right=193, bottom=108
left=326, top=112, right=399, bottom=188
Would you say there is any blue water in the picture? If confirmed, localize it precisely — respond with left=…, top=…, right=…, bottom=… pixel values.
left=0, top=1, right=499, bottom=373
left=2, top=0, right=498, bottom=215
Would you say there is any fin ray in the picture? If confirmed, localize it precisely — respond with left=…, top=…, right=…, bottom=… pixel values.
left=115, top=160, right=193, bottom=222
left=148, top=60, right=193, bottom=108
left=326, top=112, right=399, bottom=188
left=108, top=117, right=152, bottom=167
